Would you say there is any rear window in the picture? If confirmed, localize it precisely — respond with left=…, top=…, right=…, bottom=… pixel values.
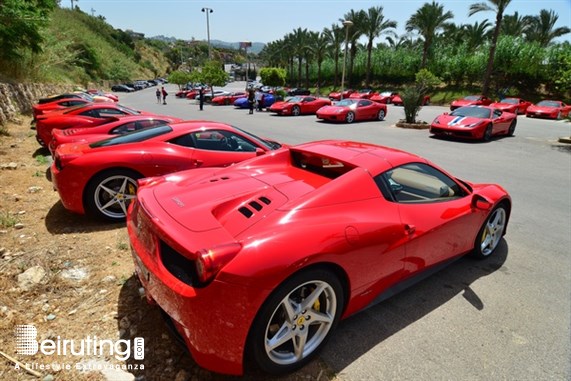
left=90, top=125, right=173, bottom=148
left=290, top=150, right=355, bottom=179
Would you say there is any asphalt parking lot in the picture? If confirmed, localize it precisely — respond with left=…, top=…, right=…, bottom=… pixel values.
left=120, top=83, right=570, bottom=380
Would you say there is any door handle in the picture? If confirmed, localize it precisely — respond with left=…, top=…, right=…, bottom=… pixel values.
left=404, top=224, right=416, bottom=235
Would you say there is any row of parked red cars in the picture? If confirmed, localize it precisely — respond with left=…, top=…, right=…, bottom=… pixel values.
left=30, top=87, right=514, bottom=378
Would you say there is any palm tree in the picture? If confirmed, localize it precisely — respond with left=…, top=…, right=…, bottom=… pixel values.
left=469, top=0, right=512, bottom=97
left=309, top=30, right=330, bottom=95
left=501, top=11, right=532, bottom=36
left=406, top=1, right=454, bottom=68
left=361, top=6, right=397, bottom=87
left=525, top=9, right=571, bottom=47
left=289, top=27, right=308, bottom=87
left=342, top=9, right=366, bottom=87
left=323, top=24, right=344, bottom=88
left=463, top=20, right=492, bottom=50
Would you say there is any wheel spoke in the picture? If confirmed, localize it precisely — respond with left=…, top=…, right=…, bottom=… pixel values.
left=308, top=310, right=333, bottom=325
left=266, top=322, right=294, bottom=352
left=293, top=328, right=309, bottom=361
left=100, top=198, right=120, bottom=211
left=99, top=184, right=117, bottom=198
left=300, top=283, right=326, bottom=311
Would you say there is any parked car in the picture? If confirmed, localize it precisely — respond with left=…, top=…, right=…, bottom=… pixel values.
left=489, top=97, right=531, bottom=114
left=127, top=139, right=511, bottom=376
left=111, top=84, right=135, bottom=92
left=391, top=94, right=431, bottom=106
left=33, top=98, right=92, bottom=120
left=269, top=96, right=331, bottom=116
left=316, top=99, right=387, bottom=123
left=49, top=115, right=184, bottom=153
left=87, top=90, right=119, bottom=102
left=50, top=122, right=282, bottom=221
left=370, top=91, right=398, bottom=104
left=234, top=94, right=276, bottom=109
left=525, top=100, right=571, bottom=119
left=430, top=105, right=517, bottom=141
left=287, top=88, right=311, bottom=96
left=196, top=90, right=231, bottom=103
left=37, top=92, right=112, bottom=105
left=450, top=95, right=493, bottom=110
left=35, top=103, right=157, bottom=147
left=349, top=89, right=377, bottom=100
left=211, top=92, right=247, bottom=105
left=328, top=89, right=355, bottom=101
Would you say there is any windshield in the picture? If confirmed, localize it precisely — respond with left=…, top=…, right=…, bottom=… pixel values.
left=501, top=98, right=518, bottom=104
left=232, top=126, right=281, bottom=150
left=380, top=92, right=392, bottom=96
left=287, top=96, right=303, bottom=103
left=536, top=100, right=560, bottom=107
left=464, top=95, right=480, bottom=101
left=115, top=104, right=141, bottom=115
left=335, top=99, right=356, bottom=107
left=90, top=125, right=173, bottom=148
left=450, top=107, right=491, bottom=118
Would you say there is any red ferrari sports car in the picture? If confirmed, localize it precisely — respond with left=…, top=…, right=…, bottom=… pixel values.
left=35, top=103, right=157, bottom=147
left=489, top=97, right=531, bottom=114
left=32, top=98, right=92, bottom=120
left=328, top=89, right=355, bottom=101
left=370, top=91, right=398, bottom=104
left=127, top=140, right=511, bottom=376
left=391, top=94, right=431, bottom=106
left=211, top=92, right=247, bottom=105
left=430, top=106, right=517, bottom=141
left=269, top=96, right=331, bottom=116
left=316, top=99, right=387, bottom=123
left=51, top=122, right=281, bottom=221
left=348, top=89, right=377, bottom=99
left=525, top=100, right=571, bottom=119
left=49, top=115, right=184, bottom=153
left=450, top=95, right=493, bottom=110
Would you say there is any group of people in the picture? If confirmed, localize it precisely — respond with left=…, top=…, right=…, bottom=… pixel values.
left=247, top=88, right=265, bottom=114
left=156, top=86, right=205, bottom=110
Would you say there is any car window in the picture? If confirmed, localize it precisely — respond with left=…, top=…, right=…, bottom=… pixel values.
left=80, top=109, right=100, bottom=118
left=110, top=120, right=164, bottom=135
left=179, top=130, right=258, bottom=152
left=375, top=163, right=466, bottom=203
left=98, top=108, right=128, bottom=116
left=493, top=109, right=502, bottom=118
left=358, top=100, right=372, bottom=107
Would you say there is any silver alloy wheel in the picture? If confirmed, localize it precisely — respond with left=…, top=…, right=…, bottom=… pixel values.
left=346, top=112, right=355, bottom=123
left=93, top=175, right=138, bottom=220
left=378, top=109, right=385, bottom=121
left=264, top=280, right=337, bottom=365
left=292, top=106, right=301, bottom=116
left=480, top=207, right=507, bottom=256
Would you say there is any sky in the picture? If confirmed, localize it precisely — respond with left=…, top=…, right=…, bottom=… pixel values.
left=68, top=0, right=571, bottom=44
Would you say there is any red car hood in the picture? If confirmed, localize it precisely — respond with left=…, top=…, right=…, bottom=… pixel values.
left=269, top=101, right=292, bottom=110
left=318, top=104, right=354, bottom=113
left=435, top=114, right=485, bottom=127
left=452, top=99, right=480, bottom=106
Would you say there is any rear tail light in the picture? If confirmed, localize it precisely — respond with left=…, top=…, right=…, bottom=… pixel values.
left=195, top=243, right=242, bottom=283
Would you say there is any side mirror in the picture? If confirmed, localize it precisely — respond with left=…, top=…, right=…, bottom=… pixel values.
left=471, top=194, right=492, bottom=211
left=255, top=148, right=265, bottom=156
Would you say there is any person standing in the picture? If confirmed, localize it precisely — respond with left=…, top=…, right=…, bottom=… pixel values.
left=161, top=86, right=168, bottom=105
left=155, top=88, right=161, bottom=104
left=199, top=87, right=205, bottom=111
left=247, top=88, right=255, bottom=114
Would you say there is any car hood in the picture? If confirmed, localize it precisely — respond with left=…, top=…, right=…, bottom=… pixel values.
left=318, top=104, right=353, bottom=113
left=434, top=114, right=485, bottom=127
left=452, top=99, right=479, bottom=106
left=528, top=105, right=557, bottom=111
left=269, top=101, right=292, bottom=109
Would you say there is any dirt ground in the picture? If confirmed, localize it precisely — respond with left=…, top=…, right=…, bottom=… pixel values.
left=0, top=116, right=336, bottom=381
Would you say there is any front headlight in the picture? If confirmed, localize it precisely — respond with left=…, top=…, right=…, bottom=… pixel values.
left=466, top=121, right=485, bottom=128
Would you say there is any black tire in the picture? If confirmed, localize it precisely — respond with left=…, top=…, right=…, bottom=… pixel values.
left=292, top=105, right=301, bottom=116
left=377, top=109, right=386, bottom=121
left=472, top=204, right=508, bottom=259
left=84, top=169, right=142, bottom=222
left=345, top=111, right=355, bottom=123
left=247, top=268, right=344, bottom=375
left=507, top=119, right=516, bottom=136
left=224, top=99, right=230, bottom=105
left=483, top=124, right=493, bottom=142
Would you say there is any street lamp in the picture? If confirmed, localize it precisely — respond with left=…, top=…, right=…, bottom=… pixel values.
left=202, top=7, right=213, bottom=59
left=340, top=20, right=353, bottom=100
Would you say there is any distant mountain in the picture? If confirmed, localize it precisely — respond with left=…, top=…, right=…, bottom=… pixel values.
left=149, top=36, right=265, bottom=54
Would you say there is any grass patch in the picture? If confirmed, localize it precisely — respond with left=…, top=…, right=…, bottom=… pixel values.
left=0, top=126, right=9, bottom=136
left=0, top=211, right=19, bottom=228
left=35, top=155, right=49, bottom=165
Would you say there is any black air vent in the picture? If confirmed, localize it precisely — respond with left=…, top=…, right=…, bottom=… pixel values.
left=237, top=197, right=272, bottom=218
left=238, top=207, right=253, bottom=218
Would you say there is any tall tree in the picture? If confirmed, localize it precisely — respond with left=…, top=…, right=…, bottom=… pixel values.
left=501, top=11, right=532, bottom=37
left=309, top=30, right=330, bottom=95
left=469, top=0, right=512, bottom=96
left=525, top=9, right=571, bottom=47
left=323, top=24, right=343, bottom=88
left=361, top=6, right=397, bottom=87
left=463, top=20, right=492, bottom=50
left=406, top=1, right=454, bottom=68
left=342, top=9, right=365, bottom=87
left=289, top=28, right=309, bottom=87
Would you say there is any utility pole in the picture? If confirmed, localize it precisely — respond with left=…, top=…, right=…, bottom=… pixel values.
left=201, top=8, right=213, bottom=60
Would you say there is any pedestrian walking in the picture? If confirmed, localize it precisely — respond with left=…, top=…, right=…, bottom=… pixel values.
left=199, top=87, right=205, bottom=111
left=161, top=86, right=168, bottom=105
left=247, top=88, right=255, bottom=114
left=155, top=88, right=161, bottom=104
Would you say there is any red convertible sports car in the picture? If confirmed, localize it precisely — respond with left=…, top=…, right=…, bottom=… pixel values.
left=370, top=91, right=398, bottom=104
left=450, top=95, right=493, bottom=110
left=489, top=97, right=531, bottom=114
left=430, top=106, right=517, bottom=141
left=35, top=103, right=157, bottom=147
left=51, top=122, right=281, bottom=221
left=348, top=89, right=376, bottom=99
left=269, top=96, right=331, bottom=116
left=525, top=100, right=571, bottom=119
left=127, top=140, right=511, bottom=376
left=32, top=98, right=92, bottom=120
left=211, top=92, right=247, bottom=105
left=328, top=89, right=355, bottom=100
left=316, top=99, right=387, bottom=123
left=49, top=115, right=184, bottom=153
